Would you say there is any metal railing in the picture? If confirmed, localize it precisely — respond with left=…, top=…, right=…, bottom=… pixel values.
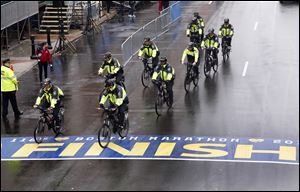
left=1, top=1, right=39, bottom=30
left=121, top=1, right=181, bottom=67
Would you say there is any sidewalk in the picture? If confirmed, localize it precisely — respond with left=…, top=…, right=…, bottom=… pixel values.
left=1, top=11, right=117, bottom=78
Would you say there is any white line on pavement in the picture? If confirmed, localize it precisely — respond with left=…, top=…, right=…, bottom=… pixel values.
left=242, top=61, right=249, bottom=77
left=208, top=1, right=213, bottom=4
left=254, top=22, right=258, bottom=31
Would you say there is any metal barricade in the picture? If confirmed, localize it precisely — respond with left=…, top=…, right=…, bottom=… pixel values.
left=121, top=1, right=181, bottom=66
left=1, top=1, right=38, bottom=30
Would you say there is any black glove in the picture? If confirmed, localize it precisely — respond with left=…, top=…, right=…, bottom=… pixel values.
left=99, top=104, right=104, bottom=109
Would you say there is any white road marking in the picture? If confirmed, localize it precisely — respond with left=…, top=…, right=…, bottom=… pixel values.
left=208, top=1, right=213, bottom=4
left=242, top=61, right=249, bottom=77
left=254, top=22, right=258, bottom=31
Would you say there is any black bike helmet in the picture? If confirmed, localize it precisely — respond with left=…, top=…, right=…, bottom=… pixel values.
left=224, top=18, right=229, bottom=24
left=208, top=28, right=214, bottom=34
left=104, top=51, right=112, bottom=60
left=160, top=56, right=167, bottom=64
left=144, top=37, right=151, bottom=42
left=193, top=12, right=199, bottom=17
left=105, top=79, right=115, bottom=88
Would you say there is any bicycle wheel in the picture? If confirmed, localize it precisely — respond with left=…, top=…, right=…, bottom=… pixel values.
left=184, top=75, right=191, bottom=93
left=213, top=58, right=219, bottom=72
left=118, top=113, right=129, bottom=138
left=204, top=61, right=210, bottom=78
left=34, top=119, right=46, bottom=144
left=98, top=124, right=111, bottom=148
left=141, top=69, right=151, bottom=88
left=155, top=95, right=164, bottom=116
left=193, top=70, right=199, bottom=87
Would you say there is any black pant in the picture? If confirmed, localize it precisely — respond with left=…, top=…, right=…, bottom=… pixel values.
left=222, top=36, right=232, bottom=47
left=117, top=96, right=129, bottom=128
left=106, top=1, right=112, bottom=13
left=38, top=61, right=48, bottom=83
left=2, top=91, right=21, bottom=117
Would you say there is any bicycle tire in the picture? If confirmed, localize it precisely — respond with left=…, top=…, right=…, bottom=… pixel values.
left=213, top=59, right=219, bottom=72
left=204, top=61, right=210, bottom=78
left=155, top=95, right=164, bottom=116
left=184, top=75, right=191, bottom=93
left=98, top=124, right=111, bottom=148
left=193, top=71, right=199, bottom=87
left=141, top=69, right=151, bottom=88
left=34, top=119, right=46, bottom=144
left=118, top=114, right=129, bottom=138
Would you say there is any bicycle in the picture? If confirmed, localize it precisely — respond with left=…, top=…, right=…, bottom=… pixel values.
left=221, top=37, right=231, bottom=63
left=33, top=106, right=64, bottom=144
left=184, top=62, right=199, bottom=93
left=97, top=106, right=129, bottom=148
left=203, top=48, right=218, bottom=77
left=154, top=80, right=172, bottom=116
left=189, top=33, right=202, bottom=49
left=141, top=57, right=153, bottom=88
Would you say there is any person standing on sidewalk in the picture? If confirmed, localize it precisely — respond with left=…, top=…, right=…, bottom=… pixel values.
left=36, top=42, right=53, bottom=84
left=128, top=1, right=136, bottom=18
left=1, top=59, right=23, bottom=120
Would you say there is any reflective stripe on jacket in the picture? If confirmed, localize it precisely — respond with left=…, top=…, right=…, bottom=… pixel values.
left=99, top=85, right=127, bottom=106
left=138, top=45, right=157, bottom=58
left=35, top=86, right=64, bottom=108
left=98, top=58, right=121, bottom=75
left=152, top=64, right=175, bottom=81
left=181, top=47, right=199, bottom=63
left=1, top=66, right=18, bottom=92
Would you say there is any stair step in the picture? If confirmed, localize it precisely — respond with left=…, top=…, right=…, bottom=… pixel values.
left=43, top=16, right=70, bottom=19
left=40, top=25, right=69, bottom=28
left=42, top=20, right=70, bottom=23
left=39, top=29, right=69, bottom=33
left=44, top=11, right=69, bottom=14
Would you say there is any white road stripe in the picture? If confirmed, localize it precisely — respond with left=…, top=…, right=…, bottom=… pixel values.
left=254, top=22, right=258, bottom=31
left=242, top=61, right=249, bottom=77
left=208, top=1, right=213, bottom=4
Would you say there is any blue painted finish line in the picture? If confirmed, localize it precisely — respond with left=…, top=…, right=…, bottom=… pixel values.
left=1, top=135, right=299, bottom=165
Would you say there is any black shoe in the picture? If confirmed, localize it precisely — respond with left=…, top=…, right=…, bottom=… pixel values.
left=15, top=111, right=23, bottom=118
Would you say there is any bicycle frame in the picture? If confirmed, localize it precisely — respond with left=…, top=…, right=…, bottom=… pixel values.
left=142, top=57, right=153, bottom=71
left=38, top=107, right=54, bottom=128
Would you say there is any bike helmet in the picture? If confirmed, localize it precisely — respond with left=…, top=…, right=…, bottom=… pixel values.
left=160, top=56, right=167, bottom=64
left=193, top=12, right=199, bottom=17
left=104, top=51, right=112, bottom=60
left=188, top=42, right=194, bottom=49
left=105, top=79, right=115, bottom=88
left=224, top=18, right=229, bottom=24
left=43, top=78, right=53, bottom=91
left=208, top=28, right=214, bottom=34
left=144, top=37, right=151, bottom=42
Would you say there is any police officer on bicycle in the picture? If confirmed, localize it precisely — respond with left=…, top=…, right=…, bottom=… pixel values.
left=99, top=79, right=129, bottom=133
left=181, top=42, right=200, bottom=77
left=98, top=52, right=125, bottom=87
left=152, top=56, right=175, bottom=107
left=33, top=78, right=64, bottom=129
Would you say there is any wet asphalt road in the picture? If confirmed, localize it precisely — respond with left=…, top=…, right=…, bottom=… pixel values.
left=1, top=1, right=299, bottom=191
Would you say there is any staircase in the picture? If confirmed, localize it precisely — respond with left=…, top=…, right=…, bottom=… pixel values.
left=39, top=4, right=73, bottom=34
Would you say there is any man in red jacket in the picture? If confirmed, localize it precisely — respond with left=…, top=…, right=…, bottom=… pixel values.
left=36, top=42, right=52, bottom=84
